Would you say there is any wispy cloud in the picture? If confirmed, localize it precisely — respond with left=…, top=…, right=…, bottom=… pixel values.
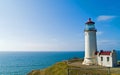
left=97, top=15, right=116, bottom=21
left=97, top=31, right=103, bottom=35
left=97, top=40, right=120, bottom=50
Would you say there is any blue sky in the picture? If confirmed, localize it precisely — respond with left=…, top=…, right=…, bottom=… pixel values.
left=0, top=0, right=120, bottom=51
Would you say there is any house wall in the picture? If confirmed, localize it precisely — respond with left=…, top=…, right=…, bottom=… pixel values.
left=97, top=50, right=117, bottom=67
left=97, top=55, right=113, bottom=67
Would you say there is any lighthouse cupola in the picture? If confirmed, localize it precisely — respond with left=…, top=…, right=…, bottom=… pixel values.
left=85, top=18, right=96, bottom=31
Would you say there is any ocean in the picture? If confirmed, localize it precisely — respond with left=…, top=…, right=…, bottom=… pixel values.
left=0, top=51, right=84, bottom=75
left=0, top=51, right=119, bottom=75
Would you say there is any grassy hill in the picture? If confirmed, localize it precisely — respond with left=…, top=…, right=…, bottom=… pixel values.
left=28, top=62, right=68, bottom=75
left=28, top=58, right=120, bottom=75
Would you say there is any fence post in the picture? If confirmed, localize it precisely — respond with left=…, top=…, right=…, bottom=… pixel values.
left=107, top=67, right=110, bottom=75
left=68, top=68, right=70, bottom=75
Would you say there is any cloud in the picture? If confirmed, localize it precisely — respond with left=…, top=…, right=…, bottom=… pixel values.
left=97, top=40, right=120, bottom=50
left=97, top=31, right=103, bottom=35
left=97, top=15, right=116, bottom=21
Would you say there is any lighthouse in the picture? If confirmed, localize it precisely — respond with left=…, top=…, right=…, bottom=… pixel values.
left=82, top=18, right=97, bottom=65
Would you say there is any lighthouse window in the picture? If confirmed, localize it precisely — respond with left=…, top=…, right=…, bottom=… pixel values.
left=101, top=57, right=103, bottom=61
left=107, top=57, right=109, bottom=62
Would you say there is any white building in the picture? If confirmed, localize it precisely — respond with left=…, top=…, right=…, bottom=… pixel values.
left=96, top=50, right=117, bottom=67
left=82, top=18, right=117, bottom=67
left=82, top=18, right=97, bottom=65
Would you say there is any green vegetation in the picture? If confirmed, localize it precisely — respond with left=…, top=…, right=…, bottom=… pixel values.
left=45, top=62, right=68, bottom=75
left=28, top=58, right=120, bottom=75
left=28, top=62, right=68, bottom=75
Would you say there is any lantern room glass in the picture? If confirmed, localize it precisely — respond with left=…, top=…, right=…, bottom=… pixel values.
left=85, top=24, right=95, bottom=30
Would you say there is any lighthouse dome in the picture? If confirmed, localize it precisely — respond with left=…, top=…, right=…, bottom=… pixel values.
left=85, top=18, right=96, bottom=31
left=85, top=18, right=95, bottom=24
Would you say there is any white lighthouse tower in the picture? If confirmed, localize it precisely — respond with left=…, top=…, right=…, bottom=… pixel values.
left=82, top=18, right=97, bottom=65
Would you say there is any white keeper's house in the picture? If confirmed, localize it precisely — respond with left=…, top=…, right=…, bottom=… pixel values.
left=95, top=50, right=117, bottom=67
left=82, top=18, right=117, bottom=67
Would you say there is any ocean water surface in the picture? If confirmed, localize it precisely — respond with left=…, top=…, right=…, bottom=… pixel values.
left=0, top=51, right=120, bottom=75
left=0, top=51, right=84, bottom=75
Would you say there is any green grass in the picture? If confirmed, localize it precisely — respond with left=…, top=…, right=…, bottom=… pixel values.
left=28, top=62, right=68, bottom=75
left=28, top=59, right=120, bottom=75
left=45, top=62, right=68, bottom=75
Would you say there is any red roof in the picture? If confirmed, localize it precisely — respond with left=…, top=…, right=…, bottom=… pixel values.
left=85, top=18, right=95, bottom=24
left=100, top=51, right=111, bottom=55
left=95, top=50, right=111, bottom=55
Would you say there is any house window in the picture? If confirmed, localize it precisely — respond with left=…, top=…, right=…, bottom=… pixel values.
left=101, top=57, right=103, bottom=61
left=107, top=57, right=109, bottom=62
